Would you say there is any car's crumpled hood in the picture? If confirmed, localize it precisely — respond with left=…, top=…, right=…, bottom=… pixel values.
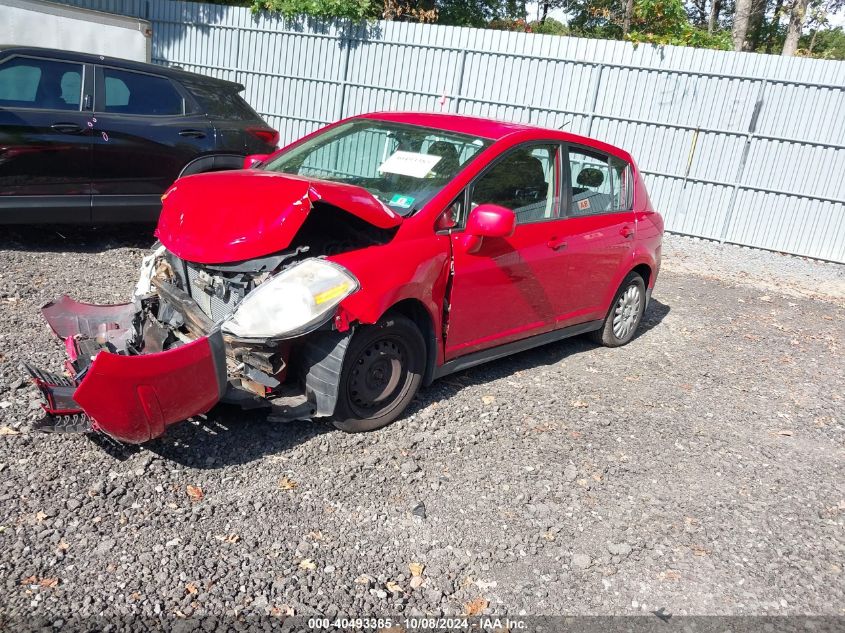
left=155, top=170, right=402, bottom=264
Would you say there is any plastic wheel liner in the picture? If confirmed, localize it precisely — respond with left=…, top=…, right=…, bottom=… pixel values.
left=27, top=296, right=226, bottom=444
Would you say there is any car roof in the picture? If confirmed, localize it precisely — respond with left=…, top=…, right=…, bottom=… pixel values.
left=0, top=46, right=243, bottom=91
left=358, top=111, right=632, bottom=161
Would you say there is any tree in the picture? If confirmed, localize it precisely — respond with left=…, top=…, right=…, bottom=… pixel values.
left=733, top=0, right=754, bottom=50
left=782, top=0, right=811, bottom=53
left=623, top=0, right=636, bottom=35
left=708, top=0, right=722, bottom=34
left=744, top=0, right=770, bottom=50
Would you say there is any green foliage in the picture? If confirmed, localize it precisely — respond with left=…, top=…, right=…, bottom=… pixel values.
left=626, top=0, right=731, bottom=48
left=566, top=0, right=624, bottom=38
left=566, top=0, right=732, bottom=50
left=530, top=17, right=569, bottom=34
left=437, top=1, right=518, bottom=27
left=243, top=0, right=839, bottom=57
left=250, top=0, right=526, bottom=25
left=250, top=0, right=380, bottom=21
left=800, top=25, right=845, bottom=58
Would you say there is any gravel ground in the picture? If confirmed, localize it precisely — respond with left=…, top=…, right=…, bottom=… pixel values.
left=0, top=227, right=843, bottom=623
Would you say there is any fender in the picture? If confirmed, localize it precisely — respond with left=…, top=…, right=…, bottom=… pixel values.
left=600, top=246, right=657, bottom=313
left=329, top=234, right=451, bottom=367
left=178, top=153, right=247, bottom=179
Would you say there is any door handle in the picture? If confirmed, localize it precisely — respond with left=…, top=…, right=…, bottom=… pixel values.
left=620, top=226, right=635, bottom=239
left=51, top=122, right=84, bottom=134
left=178, top=129, right=206, bottom=139
left=547, top=237, right=568, bottom=251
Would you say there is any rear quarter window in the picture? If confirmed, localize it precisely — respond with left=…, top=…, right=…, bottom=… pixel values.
left=185, top=82, right=261, bottom=120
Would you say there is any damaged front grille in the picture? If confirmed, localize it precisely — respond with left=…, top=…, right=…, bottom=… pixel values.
left=167, top=255, right=249, bottom=323
left=184, top=263, right=243, bottom=321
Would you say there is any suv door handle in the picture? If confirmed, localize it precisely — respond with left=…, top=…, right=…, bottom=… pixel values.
left=547, top=237, right=568, bottom=251
left=51, top=122, right=83, bottom=134
left=620, top=226, right=635, bottom=239
left=178, top=129, right=206, bottom=139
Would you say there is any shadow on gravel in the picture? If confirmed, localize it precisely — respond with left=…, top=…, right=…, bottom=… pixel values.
left=414, top=297, right=671, bottom=403
left=0, top=225, right=156, bottom=254
left=634, top=297, right=671, bottom=340
left=143, top=406, right=331, bottom=469
left=81, top=295, right=670, bottom=466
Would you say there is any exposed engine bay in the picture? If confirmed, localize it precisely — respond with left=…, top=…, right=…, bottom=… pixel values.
left=27, top=203, right=398, bottom=443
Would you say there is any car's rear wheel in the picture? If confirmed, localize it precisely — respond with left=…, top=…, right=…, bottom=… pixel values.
left=331, top=314, right=425, bottom=433
left=591, top=271, right=646, bottom=347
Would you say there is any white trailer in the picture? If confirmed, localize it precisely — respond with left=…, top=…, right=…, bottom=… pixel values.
left=0, top=0, right=151, bottom=63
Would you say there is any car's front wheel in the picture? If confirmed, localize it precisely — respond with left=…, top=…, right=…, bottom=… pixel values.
left=591, top=271, right=646, bottom=347
left=331, top=314, right=425, bottom=433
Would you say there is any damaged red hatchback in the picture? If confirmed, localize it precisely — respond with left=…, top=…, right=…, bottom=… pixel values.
left=27, top=112, right=663, bottom=443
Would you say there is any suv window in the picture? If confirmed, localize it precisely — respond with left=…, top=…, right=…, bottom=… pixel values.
left=471, top=144, right=561, bottom=224
left=184, top=82, right=259, bottom=120
left=102, top=68, right=183, bottom=115
left=0, top=57, right=82, bottom=110
left=568, top=148, right=631, bottom=216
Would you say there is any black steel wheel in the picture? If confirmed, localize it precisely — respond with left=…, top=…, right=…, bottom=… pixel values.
left=331, top=314, right=425, bottom=433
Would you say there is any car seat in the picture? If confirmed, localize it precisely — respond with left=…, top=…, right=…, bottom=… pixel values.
left=36, top=77, right=67, bottom=110
left=474, top=150, right=549, bottom=222
left=571, top=167, right=613, bottom=214
left=426, top=141, right=460, bottom=177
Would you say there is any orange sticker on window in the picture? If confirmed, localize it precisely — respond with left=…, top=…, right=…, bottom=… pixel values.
left=578, top=199, right=590, bottom=211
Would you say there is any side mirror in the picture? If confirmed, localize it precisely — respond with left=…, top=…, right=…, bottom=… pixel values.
left=466, top=204, right=516, bottom=238
left=243, top=154, right=269, bottom=169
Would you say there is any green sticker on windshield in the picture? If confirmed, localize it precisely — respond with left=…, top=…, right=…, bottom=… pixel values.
left=389, top=194, right=415, bottom=209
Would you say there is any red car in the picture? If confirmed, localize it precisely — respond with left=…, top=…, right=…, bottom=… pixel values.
left=27, top=112, right=663, bottom=443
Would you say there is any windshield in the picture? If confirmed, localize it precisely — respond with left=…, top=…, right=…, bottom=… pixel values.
left=262, top=120, right=493, bottom=215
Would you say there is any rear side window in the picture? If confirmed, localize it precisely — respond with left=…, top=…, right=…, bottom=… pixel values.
left=102, top=68, right=183, bottom=115
left=567, top=148, right=631, bottom=216
left=0, top=57, right=81, bottom=110
left=185, top=82, right=260, bottom=120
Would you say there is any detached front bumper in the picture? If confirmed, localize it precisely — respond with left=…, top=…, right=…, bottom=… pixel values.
left=28, top=296, right=226, bottom=444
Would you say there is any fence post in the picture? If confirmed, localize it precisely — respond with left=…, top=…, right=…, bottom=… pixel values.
left=585, top=63, right=604, bottom=136
left=335, top=23, right=353, bottom=120
left=451, top=49, right=468, bottom=114
left=719, top=78, right=767, bottom=244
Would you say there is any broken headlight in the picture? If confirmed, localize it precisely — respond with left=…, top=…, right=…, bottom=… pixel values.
left=221, top=259, right=358, bottom=339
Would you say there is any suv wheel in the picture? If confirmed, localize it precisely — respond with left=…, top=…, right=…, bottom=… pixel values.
left=331, top=314, right=425, bottom=433
left=591, top=272, right=646, bottom=347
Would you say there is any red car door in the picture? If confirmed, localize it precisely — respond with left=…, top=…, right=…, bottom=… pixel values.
left=444, top=143, right=567, bottom=360
left=555, top=146, right=636, bottom=327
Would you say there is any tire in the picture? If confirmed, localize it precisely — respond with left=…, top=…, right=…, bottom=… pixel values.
left=590, top=271, right=646, bottom=347
left=331, top=314, right=425, bottom=433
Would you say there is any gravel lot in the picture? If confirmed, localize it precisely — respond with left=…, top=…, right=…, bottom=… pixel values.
left=0, top=227, right=843, bottom=623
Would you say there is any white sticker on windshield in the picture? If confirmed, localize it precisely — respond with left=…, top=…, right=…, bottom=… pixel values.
left=378, top=151, right=442, bottom=178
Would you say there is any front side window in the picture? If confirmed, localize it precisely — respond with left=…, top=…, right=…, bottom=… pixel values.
left=567, top=148, right=631, bottom=216
left=470, top=143, right=561, bottom=224
left=262, top=120, right=492, bottom=216
left=102, top=68, right=183, bottom=115
left=0, top=57, right=82, bottom=110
